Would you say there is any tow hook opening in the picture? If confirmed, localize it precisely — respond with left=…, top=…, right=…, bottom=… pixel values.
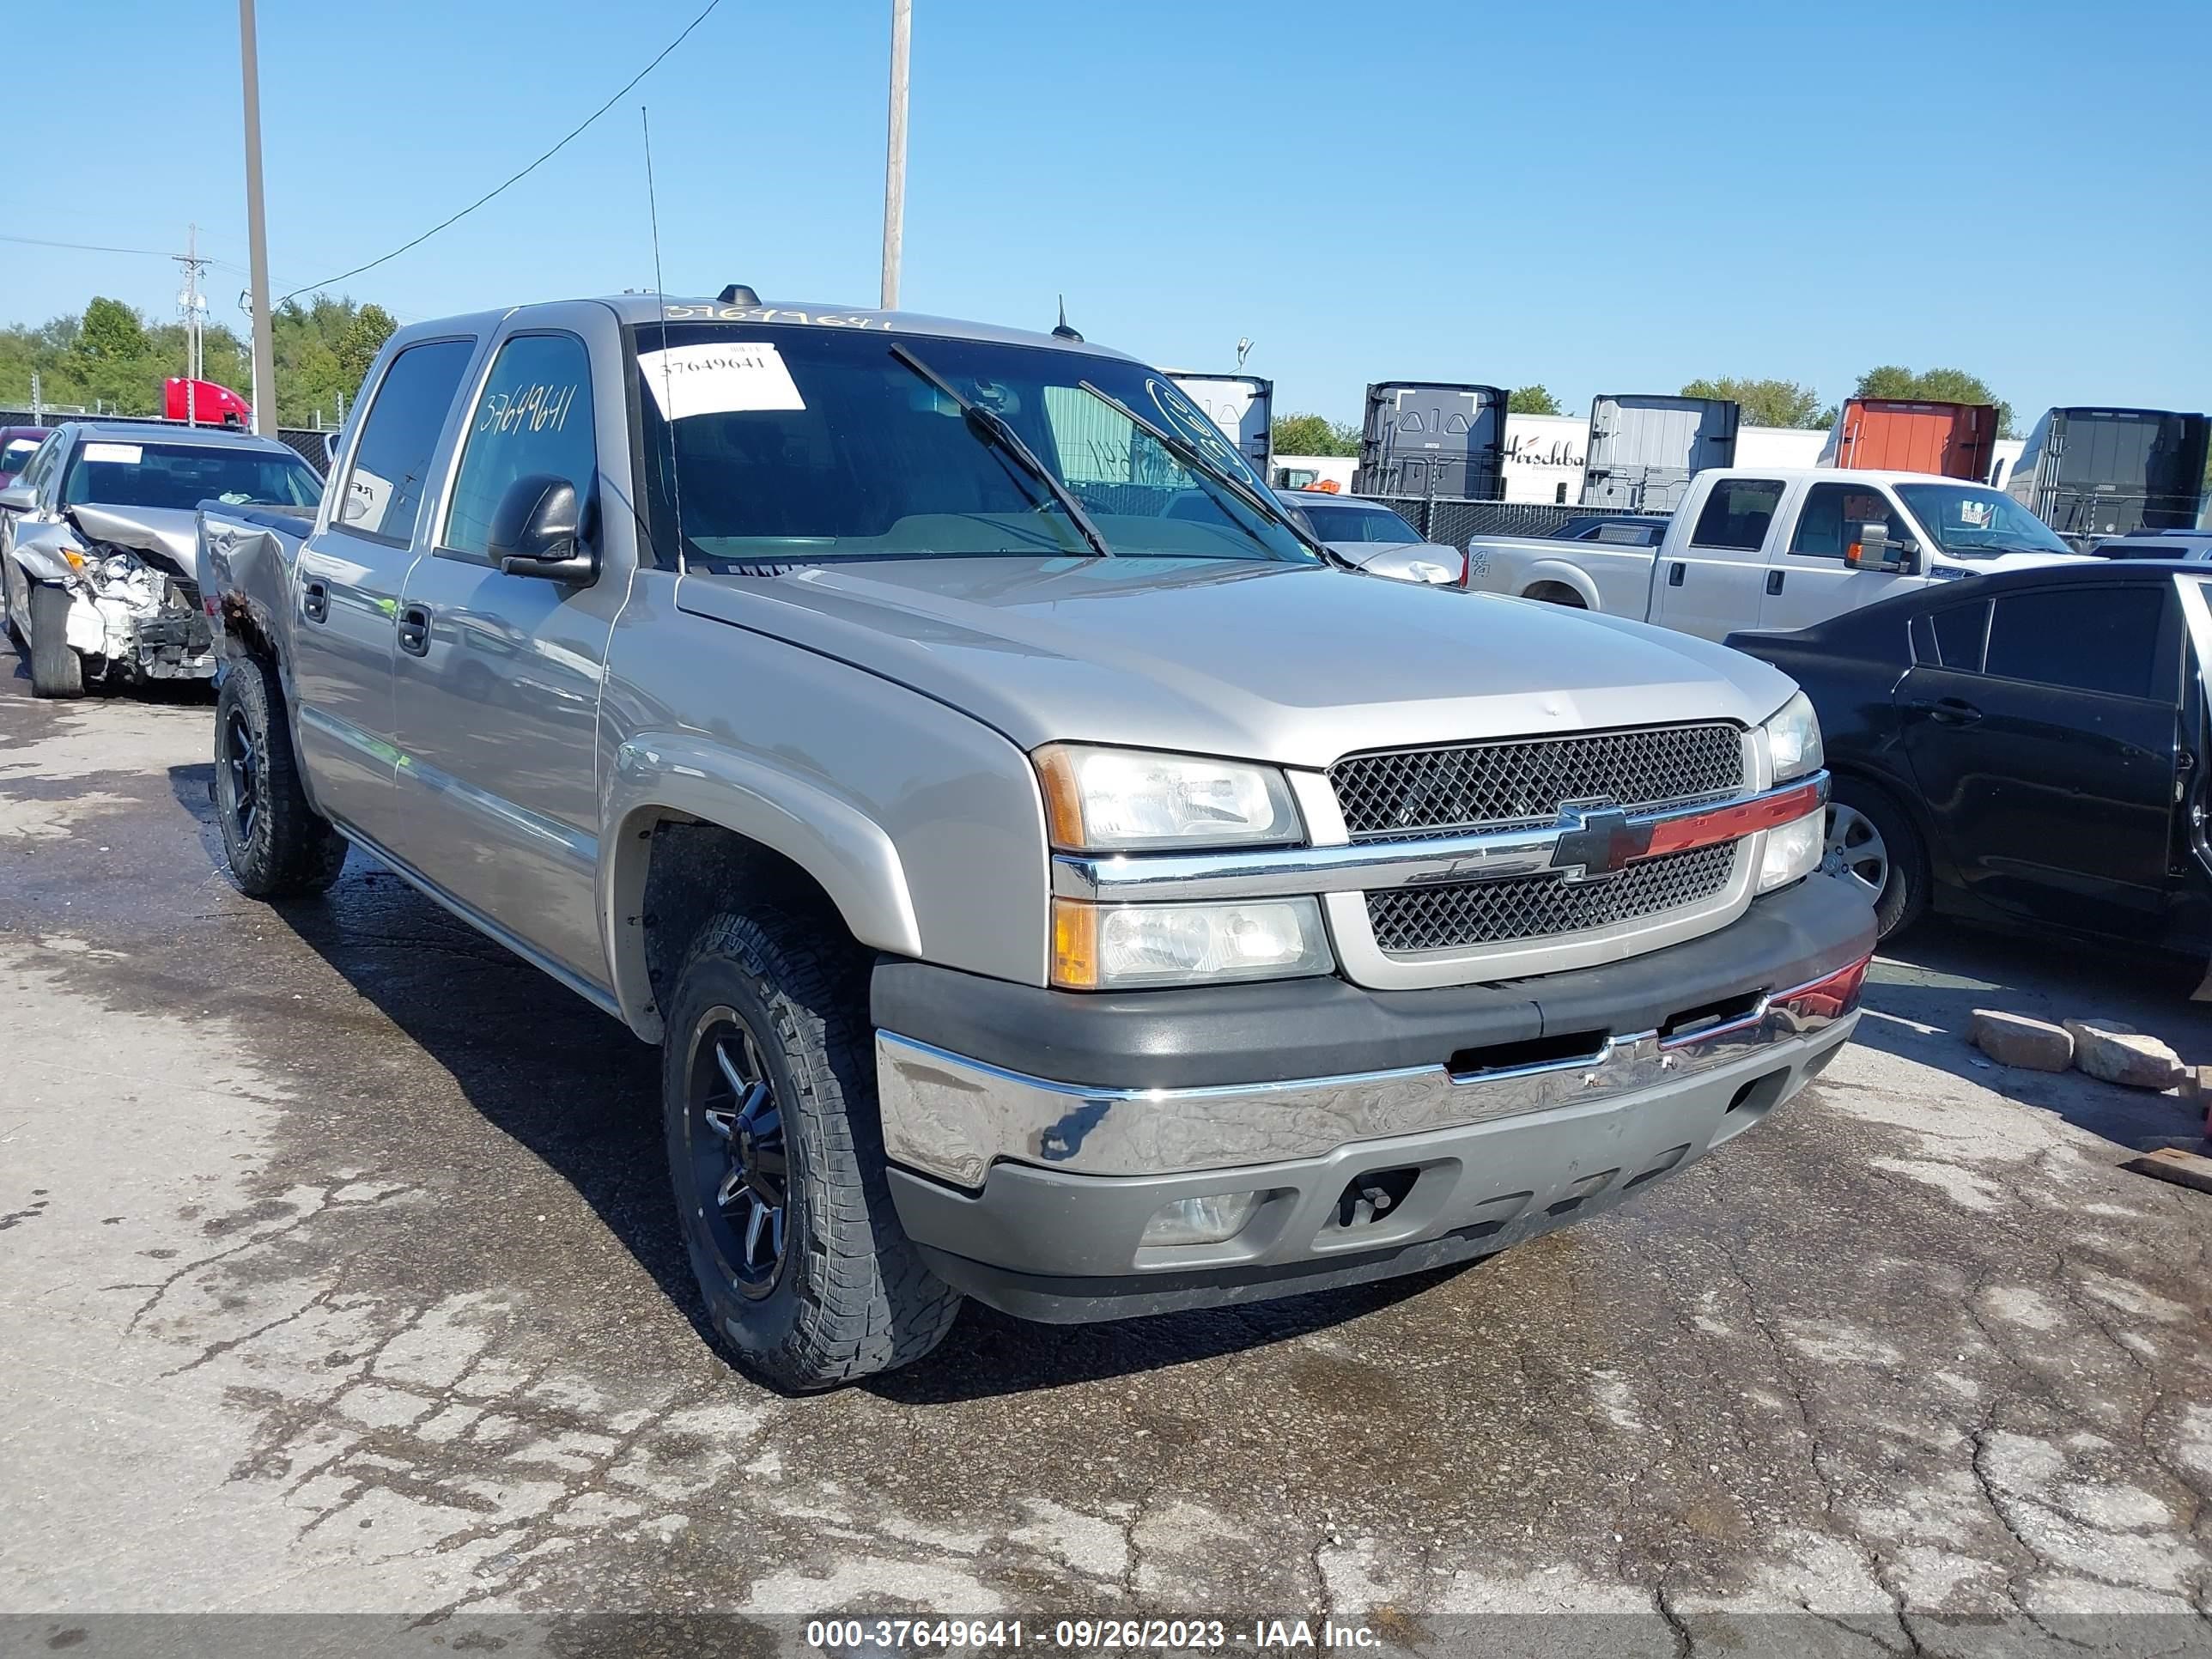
left=1331, top=1166, right=1420, bottom=1231
left=1660, top=988, right=1765, bottom=1043
left=1448, top=1028, right=1608, bottom=1079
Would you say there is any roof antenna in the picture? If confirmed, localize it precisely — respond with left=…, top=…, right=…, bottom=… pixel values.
left=642, top=105, right=688, bottom=573
left=1052, top=296, right=1083, bottom=343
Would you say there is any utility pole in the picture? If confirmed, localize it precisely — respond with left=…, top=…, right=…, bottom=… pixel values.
left=239, top=0, right=277, bottom=434
left=879, top=0, right=910, bottom=311
left=173, top=223, right=210, bottom=424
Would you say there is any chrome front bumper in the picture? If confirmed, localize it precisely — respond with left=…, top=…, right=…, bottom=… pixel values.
left=878, top=957, right=1868, bottom=1188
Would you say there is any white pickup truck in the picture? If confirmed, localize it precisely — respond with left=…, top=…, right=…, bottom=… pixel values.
left=1464, top=468, right=2085, bottom=641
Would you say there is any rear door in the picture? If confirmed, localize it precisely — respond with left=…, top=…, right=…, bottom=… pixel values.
left=1648, top=476, right=1784, bottom=640
left=1898, top=578, right=2181, bottom=934
left=389, top=307, right=631, bottom=987
left=1759, top=479, right=1918, bottom=631
left=291, top=336, right=480, bottom=847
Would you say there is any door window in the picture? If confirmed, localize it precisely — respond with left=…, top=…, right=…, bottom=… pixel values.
left=441, top=334, right=597, bottom=560
left=337, top=338, right=477, bottom=544
left=1791, top=483, right=1903, bottom=559
left=1688, top=478, right=1783, bottom=550
left=1984, top=585, right=2165, bottom=698
left=1928, top=599, right=1990, bottom=671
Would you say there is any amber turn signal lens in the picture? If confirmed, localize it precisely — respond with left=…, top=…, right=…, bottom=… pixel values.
left=1033, top=744, right=1086, bottom=849
left=1050, top=898, right=1100, bottom=990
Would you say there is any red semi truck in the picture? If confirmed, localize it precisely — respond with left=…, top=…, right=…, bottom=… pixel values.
left=161, top=377, right=252, bottom=428
left=1818, top=398, right=1997, bottom=482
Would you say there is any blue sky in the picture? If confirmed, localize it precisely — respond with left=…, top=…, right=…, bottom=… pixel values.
left=6, top=0, right=2207, bottom=425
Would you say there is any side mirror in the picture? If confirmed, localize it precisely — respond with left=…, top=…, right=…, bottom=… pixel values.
left=0, top=483, right=34, bottom=514
left=488, top=473, right=597, bottom=583
left=1844, top=521, right=1911, bottom=573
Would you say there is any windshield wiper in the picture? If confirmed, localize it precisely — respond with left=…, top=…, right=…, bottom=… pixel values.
left=1074, top=380, right=1344, bottom=566
left=890, top=344, right=1114, bottom=559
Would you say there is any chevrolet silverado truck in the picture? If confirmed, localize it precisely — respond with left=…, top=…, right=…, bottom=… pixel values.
left=198, top=291, right=1874, bottom=1389
left=2, top=421, right=324, bottom=697
left=1463, top=466, right=2083, bottom=641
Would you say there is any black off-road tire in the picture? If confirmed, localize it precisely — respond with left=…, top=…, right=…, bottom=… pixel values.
left=215, top=653, right=348, bottom=897
left=663, top=908, right=961, bottom=1390
left=1826, top=775, right=1927, bottom=943
left=27, top=583, right=83, bottom=699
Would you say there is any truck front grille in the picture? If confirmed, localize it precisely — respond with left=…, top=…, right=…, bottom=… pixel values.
left=1330, top=723, right=1745, bottom=842
left=1365, top=842, right=1739, bottom=955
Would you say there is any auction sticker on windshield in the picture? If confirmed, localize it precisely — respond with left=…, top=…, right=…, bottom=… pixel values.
left=82, top=442, right=143, bottom=465
left=638, top=341, right=806, bottom=421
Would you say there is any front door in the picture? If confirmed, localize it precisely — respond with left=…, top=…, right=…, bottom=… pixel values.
left=1759, top=479, right=1918, bottom=631
left=390, top=315, right=629, bottom=988
left=1648, top=475, right=1783, bottom=640
left=1899, top=577, right=2181, bottom=935
left=289, top=337, right=480, bottom=846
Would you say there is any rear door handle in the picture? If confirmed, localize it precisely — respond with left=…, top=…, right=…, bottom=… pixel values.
left=1903, top=696, right=1982, bottom=726
left=301, top=578, right=329, bottom=623
left=1765, top=569, right=1784, bottom=596
left=397, top=603, right=432, bottom=657
left=1667, top=562, right=1686, bottom=587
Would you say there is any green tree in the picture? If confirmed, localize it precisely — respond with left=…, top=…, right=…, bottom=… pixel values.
left=76, top=296, right=149, bottom=364
left=1270, top=412, right=1360, bottom=458
left=1508, top=385, right=1562, bottom=415
left=1850, top=365, right=2014, bottom=438
left=1680, top=376, right=1827, bottom=429
left=335, top=303, right=398, bottom=388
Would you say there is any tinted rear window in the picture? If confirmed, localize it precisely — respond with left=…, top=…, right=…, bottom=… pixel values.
left=337, top=338, right=477, bottom=542
left=1984, top=586, right=2164, bottom=698
left=1690, top=479, right=1783, bottom=550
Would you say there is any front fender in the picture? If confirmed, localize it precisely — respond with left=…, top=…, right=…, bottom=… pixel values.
left=601, top=733, right=924, bottom=1039
left=11, top=521, right=84, bottom=587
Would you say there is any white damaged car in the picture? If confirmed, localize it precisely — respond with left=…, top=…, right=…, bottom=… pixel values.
left=1, top=422, right=323, bottom=698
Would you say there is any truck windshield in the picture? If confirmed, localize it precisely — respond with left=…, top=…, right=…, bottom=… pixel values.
left=61, top=441, right=323, bottom=511
left=1894, top=483, right=2072, bottom=559
left=633, top=322, right=1316, bottom=568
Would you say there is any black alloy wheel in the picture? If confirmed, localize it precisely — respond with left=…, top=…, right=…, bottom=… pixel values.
left=688, top=1008, right=789, bottom=1296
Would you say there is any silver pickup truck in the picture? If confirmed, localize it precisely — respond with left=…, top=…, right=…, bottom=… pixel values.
left=198, top=291, right=1874, bottom=1389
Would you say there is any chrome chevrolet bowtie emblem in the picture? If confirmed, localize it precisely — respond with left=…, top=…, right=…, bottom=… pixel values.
left=1550, top=804, right=1637, bottom=883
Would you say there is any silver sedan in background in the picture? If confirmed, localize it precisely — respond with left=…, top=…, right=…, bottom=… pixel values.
left=1273, top=489, right=1464, bottom=586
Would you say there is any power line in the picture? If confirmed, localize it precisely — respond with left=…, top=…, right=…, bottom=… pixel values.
left=0, top=233, right=179, bottom=258
left=276, top=0, right=724, bottom=304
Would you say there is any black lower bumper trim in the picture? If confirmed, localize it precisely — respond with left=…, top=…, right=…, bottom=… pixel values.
left=872, top=876, right=1874, bottom=1090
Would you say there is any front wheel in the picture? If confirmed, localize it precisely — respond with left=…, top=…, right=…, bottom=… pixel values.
left=27, top=583, right=83, bottom=699
left=215, top=654, right=348, bottom=897
left=1823, top=778, right=1927, bottom=942
left=663, top=908, right=960, bottom=1390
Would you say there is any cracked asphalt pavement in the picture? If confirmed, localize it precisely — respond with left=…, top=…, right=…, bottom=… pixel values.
left=3, top=663, right=2211, bottom=1655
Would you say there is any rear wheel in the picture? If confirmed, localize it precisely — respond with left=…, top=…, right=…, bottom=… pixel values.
left=1824, top=778, right=1926, bottom=942
left=214, top=654, right=348, bottom=897
left=27, top=583, right=83, bottom=699
left=663, top=908, right=960, bottom=1390
left=1523, top=581, right=1586, bottom=609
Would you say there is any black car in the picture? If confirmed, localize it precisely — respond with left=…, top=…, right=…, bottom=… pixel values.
left=1725, top=562, right=2211, bottom=953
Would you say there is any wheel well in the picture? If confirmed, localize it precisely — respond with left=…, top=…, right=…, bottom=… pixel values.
left=219, top=597, right=279, bottom=666
left=1522, top=580, right=1587, bottom=607
left=636, top=817, right=852, bottom=1021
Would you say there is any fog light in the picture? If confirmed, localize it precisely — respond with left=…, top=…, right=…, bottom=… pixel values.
left=1758, top=809, right=1823, bottom=893
left=1139, top=1190, right=1262, bottom=1247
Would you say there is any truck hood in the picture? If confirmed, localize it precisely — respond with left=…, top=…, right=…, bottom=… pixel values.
left=678, top=557, right=1798, bottom=767
left=65, top=503, right=203, bottom=584
left=1930, top=548, right=2087, bottom=574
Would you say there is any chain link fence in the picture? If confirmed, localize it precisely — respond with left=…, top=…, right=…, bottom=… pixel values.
left=1368, top=496, right=1664, bottom=548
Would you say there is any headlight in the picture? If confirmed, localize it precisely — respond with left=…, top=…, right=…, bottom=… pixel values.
left=1758, top=809, right=1824, bottom=894
left=1052, top=896, right=1333, bottom=989
left=1762, top=691, right=1824, bottom=782
left=1034, top=744, right=1302, bottom=851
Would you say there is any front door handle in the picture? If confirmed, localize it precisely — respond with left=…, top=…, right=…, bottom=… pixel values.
left=301, top=578, right=330, bottom=623
left=1765, top=569, right=1784, bottom=596
left=397, top=603, right=432, bottom=657
left=1667, top=562, right=1686, bottom=587
left=1903, top=696, right=1982, bottom=726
